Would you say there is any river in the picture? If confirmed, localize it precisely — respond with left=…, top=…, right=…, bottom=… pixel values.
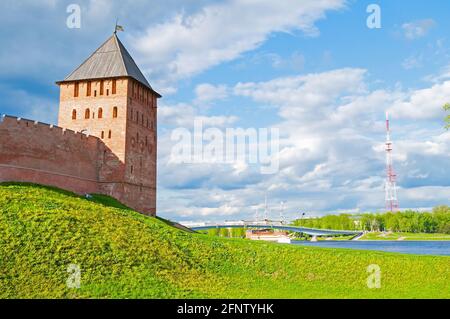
left=291, top=240, right=450, bottom=256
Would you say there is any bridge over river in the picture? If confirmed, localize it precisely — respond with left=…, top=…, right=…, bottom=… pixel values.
left=184, top=220, right=362, bottom=237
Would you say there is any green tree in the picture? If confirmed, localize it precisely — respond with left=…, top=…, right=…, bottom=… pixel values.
left=444, top=103, right=450, bottom=130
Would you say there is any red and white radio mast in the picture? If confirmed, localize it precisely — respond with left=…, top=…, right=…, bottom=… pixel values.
left=385, top=112, right=399, bottom=212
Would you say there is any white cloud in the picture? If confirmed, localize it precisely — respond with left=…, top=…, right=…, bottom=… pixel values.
left=389, top=81, right=450, bottom=120
left=234, top=68, right=367, bottom=121
left=401, top=19, right=436, bottom=40
left=130, top=0, right=346, bottom=81
left=402, top=55, right=423, bottom=70
left=195, top=83, right=229, bottom=103
left=158, top=102, right=238, bottom=128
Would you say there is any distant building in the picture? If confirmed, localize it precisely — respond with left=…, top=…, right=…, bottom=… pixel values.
left=246, top=229, right=291, bottom=243
left=0, top=33, right=161, bottom=215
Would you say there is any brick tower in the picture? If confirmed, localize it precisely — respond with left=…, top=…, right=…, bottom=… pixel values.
left=57, top=33, right=161, bottom=215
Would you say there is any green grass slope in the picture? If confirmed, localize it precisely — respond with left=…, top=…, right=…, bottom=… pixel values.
left=0, top=183, right=449, bottom=299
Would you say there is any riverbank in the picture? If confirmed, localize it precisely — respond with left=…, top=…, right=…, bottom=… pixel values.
left=359, top=232, right=450, bottom=241
left=292, top=240, right=450, bottom=256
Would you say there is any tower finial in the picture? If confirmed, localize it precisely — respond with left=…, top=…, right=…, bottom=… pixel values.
left=114, top=18, right=124, bottom=34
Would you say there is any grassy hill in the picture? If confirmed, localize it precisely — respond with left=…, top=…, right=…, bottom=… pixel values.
left=0, top=183, right=448, bottom=299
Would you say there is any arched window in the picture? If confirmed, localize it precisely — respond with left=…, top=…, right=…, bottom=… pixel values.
left=108, top=130, right=112, bottom=139
left=74, top=82, right=79, bottom=97
left=98, top=108, right=103, bottom=119
left=72, top=109, right=77, bottom=120
left=112, top=79, right=117, bottom=94
left=86, top=81, right=92, bottom=96
left=85, top=108, right=90, bottom=119
left=113, top=107, right=118, bottom=118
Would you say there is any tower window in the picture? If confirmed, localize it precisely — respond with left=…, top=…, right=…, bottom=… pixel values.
left=106, top=89, right=109, bottom=96
left=113, top=107, right=118, bottom=118
left=98, top=108, right=103, bottom=119
left=112, top=79, right=117, bottom=94
left=141, top=114, right=144, bottom=125
left=87, top=82, right=91, bottom=96
left=101, top=131, right=104, bottom=139
left=72, top=109, right=77, bottom=120
left=136, top=111, right=139, bottom=122
left=74, top=83, right=79, bottom=97
left=85, top=108, right=90, bottom=119
left=108, top=130, right=112, bottom=139
left=94, top=90, right=97, bottom=97
left=100, top=80, right=104, bottom=95
left=131, top=165, right=134, bottom=174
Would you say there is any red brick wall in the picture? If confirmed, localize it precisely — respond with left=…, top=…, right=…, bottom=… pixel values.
left=0, top=115, right=101, bottom=195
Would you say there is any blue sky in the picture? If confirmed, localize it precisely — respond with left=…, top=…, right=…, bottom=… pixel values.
left=0, top=0, right=449, bottom=222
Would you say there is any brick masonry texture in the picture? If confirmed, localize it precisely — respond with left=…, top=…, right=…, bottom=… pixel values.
left=0, top=76, right=158, bottom=216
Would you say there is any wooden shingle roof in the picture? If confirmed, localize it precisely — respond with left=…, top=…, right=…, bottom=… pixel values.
left=58, top=33, right=160, bottom=96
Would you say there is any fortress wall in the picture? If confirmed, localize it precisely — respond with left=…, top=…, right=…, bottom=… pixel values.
left=0, top=115, right=101, bottom=194
left=99, top=182, right=156, bottom=215
left=0, top=115, right=155, bottom=215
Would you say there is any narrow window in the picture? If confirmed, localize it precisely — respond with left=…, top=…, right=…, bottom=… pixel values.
left=94, top=90, right=97, bottom=97
left=146, top=119, right=149, bottom=128
left=86, top=82, right=91, bottom=96
left=141, top=114, right=144, bottom=125
left=136, top=111, right=139, bottom=122
left=106, top=89, right=109, bottom=96
left=108, top=130, right=112, bottom=139
left=100, top=80, right=104, bottom=95
left=74, top=82, right=79, bottom=97
left=131, top=165, right=134, bottom=174
left=85, top=108, right=90, bottom=119
left=101, top=131, right=104, bottom=139
left=112, top=79, right=117, bottom=94
left=98, top=108, right=103, bottom=119
left=130, top=108, right=133, bottom=120
left=113, top=107, right=118, bottom=118
left=136, top=133, right=139, bottom=142
left=72, top=109, right=77, bottom=120
left=145, top=136, right=148, bottom=146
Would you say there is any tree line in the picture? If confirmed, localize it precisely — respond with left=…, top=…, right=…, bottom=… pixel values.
left=292, top=206, right=450, bottom=234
